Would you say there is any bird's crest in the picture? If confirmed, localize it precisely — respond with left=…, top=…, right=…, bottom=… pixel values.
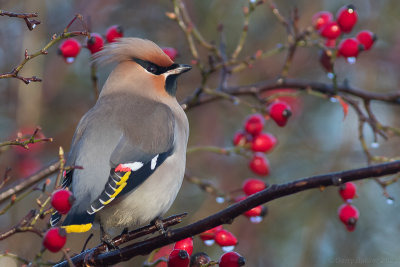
left=93, top=37, right=173, bottom=67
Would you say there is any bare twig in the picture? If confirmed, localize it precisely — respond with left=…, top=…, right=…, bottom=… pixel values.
left=0, top=127, right=53, bottom=150
left=0, top=161, right=60, bottom=205
left=181, top=78, right=400, bottom=110
left=0, top=210, right=42, bottom=240
left=0, top=14, right=89, bottom=84
left=0, top=10, right=40, bottom=30
left=54, top=147, right=65, bottom=189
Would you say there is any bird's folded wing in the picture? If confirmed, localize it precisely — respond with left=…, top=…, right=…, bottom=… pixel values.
left=86, top=102, right=176, bottom=215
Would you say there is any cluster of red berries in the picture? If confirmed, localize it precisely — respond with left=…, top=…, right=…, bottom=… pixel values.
left=337, top=182, right=359, bottom=232
left=312, top=5, right=377, bottom=71
left=156, top=236, right=244, bottom=267
left=58, top=25, right=124, bottom=63
left=236, top=178, right=268, bottom=223
left=42, top=189, right=74, bottom=252
left=233, top=101, right=291, bottom=176
left=58, top=25, right=179, bottom=63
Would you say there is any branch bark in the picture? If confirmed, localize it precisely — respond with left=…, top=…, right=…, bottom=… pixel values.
left=0, top=161, right=60, bottom=205
left=182, top=78, right=400, bottom=110
left=54, top=160, right=400, bottom=267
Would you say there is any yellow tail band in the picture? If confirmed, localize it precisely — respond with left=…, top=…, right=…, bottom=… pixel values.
left=62, top=223, right=93, bottom=233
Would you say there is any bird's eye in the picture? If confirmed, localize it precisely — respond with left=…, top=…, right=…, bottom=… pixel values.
left=146, top=64, right=158, bottom=74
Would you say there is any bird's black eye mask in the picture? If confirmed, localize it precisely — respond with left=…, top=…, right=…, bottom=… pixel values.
left=133, top=58, right=178, bottom=76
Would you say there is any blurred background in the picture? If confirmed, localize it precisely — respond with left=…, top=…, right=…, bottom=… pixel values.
left=1, top=0, right=400, bottom=266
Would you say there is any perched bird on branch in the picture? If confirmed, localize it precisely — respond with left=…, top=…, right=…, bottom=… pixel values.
left=50, top=38, right=191, bottom=243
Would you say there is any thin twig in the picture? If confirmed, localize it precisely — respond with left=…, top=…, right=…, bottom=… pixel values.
left=0, top=10, right=40, bottom=30
left=0, top=14, right=89, bottom=84
left=0, top=161, right=60, bottom=205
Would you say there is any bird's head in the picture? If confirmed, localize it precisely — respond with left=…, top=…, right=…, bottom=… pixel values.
left=94, top=37, right=191, bottom=98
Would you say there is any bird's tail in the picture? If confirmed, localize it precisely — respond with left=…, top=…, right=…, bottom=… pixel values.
left=54, top=207, right=95, bottom=233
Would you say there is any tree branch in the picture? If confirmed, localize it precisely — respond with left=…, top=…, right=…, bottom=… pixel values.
left=0, top=10, right=40, bottom=31
left=54, top=160, right=400, bottom=267
left=0, top=14, right=89, bottom=84
left=0, top=161, right=60, bottom=205
left=181, top=78, right=400, bottom=110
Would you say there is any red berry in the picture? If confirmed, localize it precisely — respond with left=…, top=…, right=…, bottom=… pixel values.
left=236, top=196, right=266, bottom=218
left=215, top=229, right=238, bottom=247
left=268, top=101, right=292, bottom=127
left=244, top=114, right=264, bottom=136
left=174, top=237, right=193, bottom=256
left=43, top=227, right=67, bottom=252
left=219, top=251, right=245, bottom=267
left=338, top=38, right=363, bottom=58
left=336, top=5, right=358, bottom=33
left=251, top=133, right=277, bottom=153
left=356, top=30, right=376, bottom=50
left=106, top=25, right=123, bottom=43
left=168, top=249, right=189, bottom=267
left=244, top=205, right=267, bottom=218
left=162, top=47, right=178, bottom=61
left=87, top=33, right=104, bottom=54
left=199, top=225, right=223, bottom=241
left=233, top=131, right=250, bottom=147
left=51, top=189, right=75, bottom=215
left=339, top=182, right=357, bottom=201
left=249, top=153, right=270, bottom=176
left=242, top=178, right=267, bottom=195
left=319, top=49, right=333, bottom=73
left=58, top=39, right=81, bottom=63
left=312, top=11, right=333, bottom=31
left=319, top=21, right=341, bottom=39
left=338, top=203, right=359, bottom=232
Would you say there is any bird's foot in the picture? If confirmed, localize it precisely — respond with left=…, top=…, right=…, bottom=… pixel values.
left=100, top=224, right=119, bottom=251
left=101, top=234, right=119, bottom=251
left=152, top=217, right=167, bottom=235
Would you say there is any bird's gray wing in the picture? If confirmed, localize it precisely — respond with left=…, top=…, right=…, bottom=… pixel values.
left=86, top=101, right=176, bottom=215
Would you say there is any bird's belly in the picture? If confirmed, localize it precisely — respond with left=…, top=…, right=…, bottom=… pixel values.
left=98, top=151, right=185, bottom=231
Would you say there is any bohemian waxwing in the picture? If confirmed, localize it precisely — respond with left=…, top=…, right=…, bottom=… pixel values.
left=50, top=38, right=191, bottom=240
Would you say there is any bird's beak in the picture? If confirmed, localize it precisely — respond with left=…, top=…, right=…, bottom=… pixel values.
left=166, top=64, right=192, bottom=76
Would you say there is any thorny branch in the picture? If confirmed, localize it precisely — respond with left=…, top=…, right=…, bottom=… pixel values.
left=0, top=10, right=40, bottom=31
left=54, top=161, right=400, bottom=266
left=0, top=161, right=60, bottom=205
left=0, top=14, right=89, bottom=84
left=0, top=127, right=53, bottom=151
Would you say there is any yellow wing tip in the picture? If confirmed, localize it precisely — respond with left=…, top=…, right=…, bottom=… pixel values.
left=62, top=223, right=93, bottom=233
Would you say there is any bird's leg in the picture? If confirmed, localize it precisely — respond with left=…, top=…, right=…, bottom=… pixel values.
left=151, top=217, right=167, bottom=235
left=100, top=223, right=119, bottom=250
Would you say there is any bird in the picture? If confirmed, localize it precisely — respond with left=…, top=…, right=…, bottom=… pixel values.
left=50, top=37, right=191, bottom=242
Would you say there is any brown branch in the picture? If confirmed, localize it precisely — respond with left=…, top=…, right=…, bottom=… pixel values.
left=0, top=161, right=60, bottom=205
left=0, top=210, right=42, bottom=241
left=95, top=213, right=187, bottom=253
left=54, top=161, right=400, bottom=267
left=0, top=14, right=89, bottom=84
left=0, top=10, right=40, bottom=31
left=0, top=127, right=53, bottom=150
left=182, top=78, right=400, bottom=110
